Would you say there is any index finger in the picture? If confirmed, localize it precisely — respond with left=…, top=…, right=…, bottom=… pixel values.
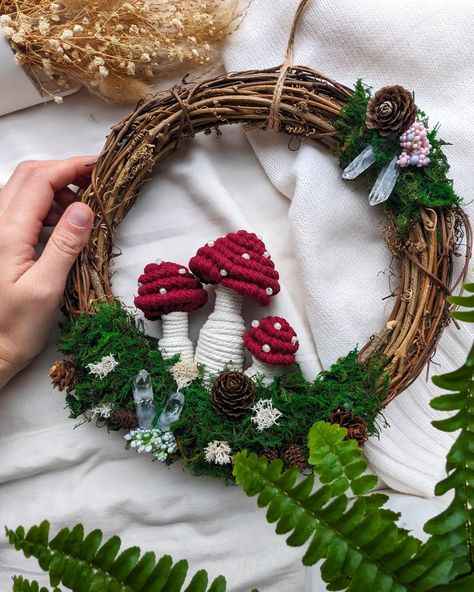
left=1, top=156, right=96, bottom=236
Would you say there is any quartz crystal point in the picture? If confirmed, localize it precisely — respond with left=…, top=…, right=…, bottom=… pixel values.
left=132, top=369, right=156, bottom=430
left=369, top=156, right=400, bottom=206
left=157, top=391, right=185, bottom=432
left=342, top=145, right=376, bottom=179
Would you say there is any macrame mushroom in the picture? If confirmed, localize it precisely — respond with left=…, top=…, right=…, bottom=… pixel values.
left=244, top=315, right=299, bottom=384
left=189, top=230, right=280, bottom=376
left=134, top=261, right=208, bottom=361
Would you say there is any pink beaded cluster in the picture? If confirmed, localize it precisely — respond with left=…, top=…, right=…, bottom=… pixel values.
left=397, top=121, right=432, bottom=168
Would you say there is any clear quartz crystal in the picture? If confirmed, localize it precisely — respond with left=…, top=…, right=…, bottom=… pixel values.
left=132, top=369, right=156, bottom=430
left=369, top=156, right=400, bottom=206
left=157, top=392, right=185, bottom=432
left=342, top=145, right=376, bottom=179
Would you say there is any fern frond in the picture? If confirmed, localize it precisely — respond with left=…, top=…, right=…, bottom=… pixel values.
left=424, top=280, right=474, bottom=580
left=11, top=576, right=58, bottom=592
left=234, top=421, right=453, bottom=592
left=6, top=522, right=226, bottom=592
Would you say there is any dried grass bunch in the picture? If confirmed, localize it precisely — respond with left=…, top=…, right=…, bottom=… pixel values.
left=0, top=0, right=239, bottom=102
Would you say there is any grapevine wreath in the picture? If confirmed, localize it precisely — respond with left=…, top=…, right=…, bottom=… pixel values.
left=49, top=5, right=472, bottom=481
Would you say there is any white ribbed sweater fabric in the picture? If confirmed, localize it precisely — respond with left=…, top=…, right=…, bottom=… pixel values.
left=223, top=0, right=474, bottom=497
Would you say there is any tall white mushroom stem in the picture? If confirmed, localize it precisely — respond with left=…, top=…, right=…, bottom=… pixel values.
left=194, top=285, right=245, bottom=377
left=159, top=311, right=194, bottom=361
left=245, top=356, right=282, bottom=385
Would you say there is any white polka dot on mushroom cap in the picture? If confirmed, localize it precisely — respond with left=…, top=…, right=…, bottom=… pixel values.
left=262, top=344, right=271, bottom=353
left=207, top=240, right=215, bottom=247
left=241, top=253, right=250, bottom=259
left=220, top=269, right=228, bottom=277
left=291, top=336, right=298, bottom=345
left=155, top=258, right=163, bottom=265
left=263, top=251, right=270, bottom=258
left=178, top=268, right=186, bottom=275
left=251, top=320, right=259, bottom=328
left=274, top=322, right=282, bottom=330
left=159, top=288, right=167, bottom=295
left=266, top=287, right=273, bottom=296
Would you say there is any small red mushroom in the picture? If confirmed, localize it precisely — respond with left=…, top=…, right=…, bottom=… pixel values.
left=244, top=316, right=299, bottom=384
left=188, top=230, right=281, bottom=376
left=135, top=261, right=207, bottom=360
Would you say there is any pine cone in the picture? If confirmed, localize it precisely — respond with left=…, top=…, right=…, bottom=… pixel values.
left=211, top=371, right=255, bottom=418
left=366, top=85, right=417, bottom=137
left=328, top=408, right=369, bottom=447
left=109, top=408, right=138, bottom=430
left=281, top=443, right=308, bottom=472
left=259, top=447, right=280, bottom=463
left=49, top=359, right=77, bottom=393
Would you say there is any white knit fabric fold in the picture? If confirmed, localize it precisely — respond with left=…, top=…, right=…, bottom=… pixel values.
left=223, top=0, right=474, bottom=497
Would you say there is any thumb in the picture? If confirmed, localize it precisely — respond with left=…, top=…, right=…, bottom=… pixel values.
left=33, top=202, right=94, bottom=294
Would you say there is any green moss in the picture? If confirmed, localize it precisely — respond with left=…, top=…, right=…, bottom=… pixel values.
left=335, top=80, right=462, bottom=233
left=59, top=301, right=177, bottom=420
left=59, top=304, right=388, bottom=482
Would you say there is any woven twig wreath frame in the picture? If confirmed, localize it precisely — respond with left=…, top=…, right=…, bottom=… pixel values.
left=64, top=65, right=471, bottom=406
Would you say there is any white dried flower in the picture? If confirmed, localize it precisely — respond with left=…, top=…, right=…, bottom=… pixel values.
left=73, top=24, right=84, bottom=33
left=12, top=32, right=25, bottom=44
left=171, top=18, right=183, bottom=28
left=251, top=399, right=283, bottom=431
left=50, top=2, right=61, bottom=10
left=129, top=24, right=139, bottom=34
left=191, top=48, right=200, bottom=58
left=204, top=440, right=232, bottom=465
left=92, top=56, right=105, bottom=67
left=38, top=17, right=50, bottom=36
left=170, top=359, right=199, bottom=389
left=49, top=38, right=61, bottom=49
left=98, top=65, right=109, bottom=77
left=51, top=14, right=60, bottom=22
left=86, top=354, right=118, bottom=379
left=140, top=52, right=151, bottom=62
left=53, top=96, right=63, bottom=104
left=60, top=29, right=73, bottom=40
left=1, top=26, right=15, bottom=39
left=0, top=14, right=13, bottom=25
left=116, top=24, right=124, bottom=31
left=42, top=58, right=53, bottom=75
left=89, top=402, right=113, bottom=419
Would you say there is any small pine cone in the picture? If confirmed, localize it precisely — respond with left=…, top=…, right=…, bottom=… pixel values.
left=328, top=408, right=369, bottom=447
left=109, top=408, right=138, bottom=430
left=366, top=85, right=417, bottom=137
left=281, top=443, right=308, bottom=472
left=211, top=371, right=255, bottom=419
left=259, top=447, right=280, bottom=463
left=49, top=359, right=77, bottom=393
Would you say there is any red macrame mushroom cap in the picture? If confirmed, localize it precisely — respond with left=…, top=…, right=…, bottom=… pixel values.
left=243, top=316, right=299, bottom=365
left=188, top=230, right=280, bottom=306
left=135, top=261, right=208, bottom=320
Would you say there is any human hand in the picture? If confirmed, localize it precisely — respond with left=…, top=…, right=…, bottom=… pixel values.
left=0, top=157, right=95, bottom=389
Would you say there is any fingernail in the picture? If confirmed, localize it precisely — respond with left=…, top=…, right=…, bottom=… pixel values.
left=67, top=204, right=92, bottom=229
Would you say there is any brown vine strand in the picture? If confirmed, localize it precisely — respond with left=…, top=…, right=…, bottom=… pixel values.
left=64, top=65, right=472, bottom=407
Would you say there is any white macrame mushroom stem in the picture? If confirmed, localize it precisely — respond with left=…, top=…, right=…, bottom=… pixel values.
left=159, top=311, right=194, bottom=361
left=245, top=355, right=282, bottom=385
left=194, top=285, right=245, bottom=377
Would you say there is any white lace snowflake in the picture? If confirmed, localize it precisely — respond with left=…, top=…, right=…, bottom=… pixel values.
left=89, top=402, right=114, bottom=419
left=171, top=359, right=199, bottom=389
left=251, top=399, right=283, bottom=431
left=204, top=440, right=232, bottom=465
left=86, top=355, right=118, bottom=379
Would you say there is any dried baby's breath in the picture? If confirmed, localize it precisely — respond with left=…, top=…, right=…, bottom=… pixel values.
left=0, top=0, right=240, bottom=103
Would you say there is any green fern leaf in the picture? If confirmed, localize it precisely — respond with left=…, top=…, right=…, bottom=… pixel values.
left=11, top=576, right=60, bottom=592
left=424, top=287, right=474, bottom=581
left=234, top=422, right=453, bottom=592
left=5, top=522, right=226, bottom=592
